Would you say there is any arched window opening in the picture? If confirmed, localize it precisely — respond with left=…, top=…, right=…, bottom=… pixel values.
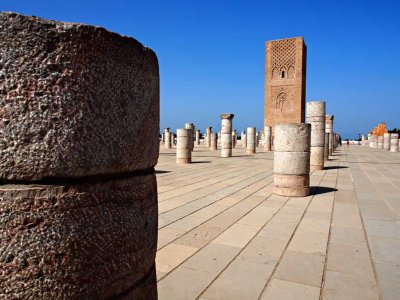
left=281, top=71, right=285, bottom=78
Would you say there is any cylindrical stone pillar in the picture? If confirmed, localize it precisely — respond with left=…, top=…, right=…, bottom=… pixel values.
left=264, top=126, right=272, bottom=151
left=185, top=123, right=194, bottom=151
left=177, top=128, right=192, bottom=164
left=0, top=13, right=159, bottom=299
left=370, top=134, right=377, bottom=148
left=368, top=133, right=371, bottom=145
left=242, top=131, right=247, bottom=148
left=274, top=123, right=311, bottom=197
left=211, top=133, right=218, bottom=150
left=218, top=131, right=221, bottom=145
left=206, top=127, right=212, bottom=148
left=325, top=115, right=334, bottom=156
left=196, top=129, right=201, bottom=145
left=390, top=133, right=399, bottom=152
left=164, top=128, right=172, bottom=149
left=383, top=133, right=390, bottom=150
left=256, top=131, right=260, bottom=146
left=232, top=131, right=236, bottom=148
left=324, top=133, right=329, bottom=160
left=377, top=135, right=384, bottom=149
left=247, top=127, right=256, bottom=154
left=307, top=101, right=326, bottom=171
left=161, top=133, right=165, bottom=144
left=220, top=114, right=234, bottom=157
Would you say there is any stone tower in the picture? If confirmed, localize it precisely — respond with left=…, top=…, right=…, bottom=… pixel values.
left=264, top=37, right=307, bottom=133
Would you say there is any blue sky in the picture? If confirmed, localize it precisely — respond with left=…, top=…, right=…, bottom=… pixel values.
left=2, top=0, right=399, bottom=139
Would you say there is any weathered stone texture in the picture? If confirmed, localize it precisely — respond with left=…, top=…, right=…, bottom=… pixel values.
left=0, top=174, right=158, bottom=299
left=0, top=12, right=159, bottom=180
left=176, top=128, right=191, bottom=164
left=274, top=123, right=310, bottom=197
left=220, top=114, right=234, bottom=158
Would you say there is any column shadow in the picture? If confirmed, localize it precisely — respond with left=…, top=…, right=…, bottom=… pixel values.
left=310, top=186, right=338, bottom=195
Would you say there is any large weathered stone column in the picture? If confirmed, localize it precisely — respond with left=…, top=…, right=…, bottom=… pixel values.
left=211, top=133, right=218, bottom=150
left=377, top=135, right=384, bottom=149
left=361, top=134, right=366, bottom=146
left=264, top=126, right=272, bottom=151
left=307, top=101, right=326, bottom=170
left=325, top=115, right=334, bottom=156
left=0, top=12, right=159, bottom=299
left=274, top=123, right=311, bottom=197
left=206, top=127, right=212, bottom=147
left=390, top=134, right=399, bottom=152
left=196, top=129, right=201, bottom=145
left=220, top=114, right=234, bottom=157
left=164, top=128, right=172, bottom=149
left=241, top=131, right=247, bottom=148
left=324, top=133, right=329, bottom=160
left=185, top=123, right=194, bottom=151
left=176, top=128, right=192, bottom=164
left=383, top=133, right=391, bottom=150
left=246, top=127, right=256, bottom=154
left=367, top=133, right=371, bottom=145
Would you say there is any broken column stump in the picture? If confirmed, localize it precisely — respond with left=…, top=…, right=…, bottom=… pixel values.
left=0, top=12, right=159, bottom=299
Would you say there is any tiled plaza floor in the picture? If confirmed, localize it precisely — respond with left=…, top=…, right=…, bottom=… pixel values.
left=155, top=143, right=400, bottom=300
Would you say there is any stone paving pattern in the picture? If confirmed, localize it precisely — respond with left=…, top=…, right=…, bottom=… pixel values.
left=155, top=143, right=399, bottom=300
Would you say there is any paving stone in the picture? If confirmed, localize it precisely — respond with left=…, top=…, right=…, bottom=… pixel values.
left=260, top=279, right=320, bottom=300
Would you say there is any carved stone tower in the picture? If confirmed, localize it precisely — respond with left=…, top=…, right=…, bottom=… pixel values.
left=264, top=37, right=307, bottom=134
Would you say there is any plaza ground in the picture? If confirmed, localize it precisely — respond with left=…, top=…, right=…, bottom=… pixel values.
left=155, top=143, right=399, bottom=300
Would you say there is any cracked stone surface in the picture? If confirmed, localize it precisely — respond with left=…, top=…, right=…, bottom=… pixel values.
left=0, top=12, right=159, bottom=180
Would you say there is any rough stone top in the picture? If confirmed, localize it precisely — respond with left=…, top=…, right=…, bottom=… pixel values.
left=0, top=12, right=159, bottom=180
left=220, top=114, right=234, bottom=119
left=274, top=123, right=311, bottom=152
left=165, top=128, right=170, bottom=131
left=325, top=115, right=334, bottom=120
left=307, top=101, right=326, bottom=117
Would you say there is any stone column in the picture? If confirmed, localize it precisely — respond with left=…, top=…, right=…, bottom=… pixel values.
left=164, top=128, right=172, bottom=149
left=377, top=135, right=384, bottom=149
left=274, top=123, right=311, bottom=197
left=361, top=134, right=366, bottom=146
left=324, top=133, right=329, bottom=160
left=218, top=131, right=221, bottom=145
left=196, top=129, right=201, bottom=145
left=232, top=131, right=236, bottom=148
left=206, top=127, right=212, bottom=147
left=242, top=131, right=247, bottom=148
left=307, top=101, right=326, bottom=171
left=325, top=115, right=334, bottom=156
left=220, top=114, right=234, bottom=157
left=177, top=128, right=192, bottom=164
left=161, top=132, right=165, bottom=144
left=370, top=134, right=377, bottom=148
left=185, top=123, right=194, bottom=151
left=368, top=133, right=371, bottom=145
left=264, top=126, right=272, bottom=151
left=390, top=134, right=399, bottom=152
left=256, top=131, right=260, bottom=146
left=211, top=133, right=218, bottom=150
left=247, top=127, right=256, bottom=154
left=0, top=13, right=159, bottom=299
left=383, top=133, right=391, bottom=150
left=234, top=130, right=238, bottom=148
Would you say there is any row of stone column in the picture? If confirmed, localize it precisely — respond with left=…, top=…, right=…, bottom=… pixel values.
left=367, top=133, right=399, bottom=152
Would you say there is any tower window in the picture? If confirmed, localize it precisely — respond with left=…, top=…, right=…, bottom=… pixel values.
left=281, top=71, right=285, bottom=78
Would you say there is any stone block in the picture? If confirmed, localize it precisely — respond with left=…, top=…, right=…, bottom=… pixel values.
left=0, top=12, right=159, bottom=180
left=0, top=173, right=158, bottom=299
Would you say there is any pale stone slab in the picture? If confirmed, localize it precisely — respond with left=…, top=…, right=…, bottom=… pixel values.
left=212, top=223, right=260, bottom=248
left=274, top=251, right=325, bottom=287
left=260, top=279, right=320, bottom=300
left=156, top=243, right=198, bottom=275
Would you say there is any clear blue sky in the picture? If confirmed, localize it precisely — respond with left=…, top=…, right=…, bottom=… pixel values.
left=2, top=0, right=399, bottom=139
